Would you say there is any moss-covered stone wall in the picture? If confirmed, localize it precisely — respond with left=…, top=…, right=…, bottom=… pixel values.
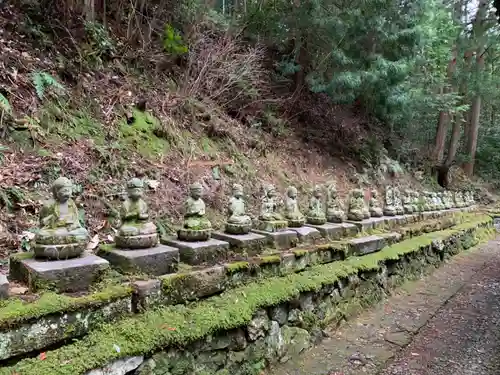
left=0, top=216, right=493, bottom=375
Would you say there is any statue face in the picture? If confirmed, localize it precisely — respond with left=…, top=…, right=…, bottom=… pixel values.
left=314, top=189, right=321, bottom=198
left=287, top=189, right=297, bottom=198
left=267, top=188, right=276, bottom=198
left=128, top=186, right=143, bottom=200
left=56, top=184, right=72, bottom=202
left=191, top=187, right=202, bottom=199
left=233, top=188, right=243, bottom=198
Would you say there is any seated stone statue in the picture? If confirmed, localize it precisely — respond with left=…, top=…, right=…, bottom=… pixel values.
left=306, top=186, right=327, bottom=225
left=411, top=191, right=420, bottom=212
left=347, top=189, right=369, bottom=221
left=443, top=191, right=452, bottom=209
left=423, top=191, right=432, bottom=211
left=115, top=178, right=158, bottom=249
left=393, top=187, right=404, bottom=215
left=284, top=186, right=305, bottom=227
left=34, top=177, right=89, bottom=259
left=402, top=189, right=414, bottom=214
left=369, top=189, right=383, bottom=217
left=257, top=184, right=287, bottom=232
left=383, top=186, right=397, bottom=216
left=326, top=184, right=346, bottom=223
left=225, top=184, right=252, bottom=234
left=178, top=182, right=212, bottom=241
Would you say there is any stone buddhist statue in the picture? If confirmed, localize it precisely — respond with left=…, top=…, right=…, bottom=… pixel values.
left=178, top=182, right=212, bottom=241
left=258, top=184, right=287, bottom=231
left=393, top=187, right=404, bottom=215
left=225, top=183, right=252, bottom=234
left=411, top=191, right=420, bottom=212
left=369, top=189, right=383, bottom=217
left=326, top=183, right=346, bottom=223
left=34, top=177, right=89, bottom=259
left=402, top=189, right=414, bottom=214
left=347, top=189, right=369, bottom=221
left=423, top=191, right=433, bottom=211
left=383, top=186, right=397, bottom=216
left=284, top=186, right=305, bottom=227
left=306, top=186, right=327, bottom=225
left=115, top=178, right=158, bottom=249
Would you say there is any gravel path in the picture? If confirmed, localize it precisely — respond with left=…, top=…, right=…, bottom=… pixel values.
left=269, top=237, right=500, bottom=375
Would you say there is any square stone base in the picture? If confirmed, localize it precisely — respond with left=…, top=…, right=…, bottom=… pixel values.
left=99, top=245, right=179, bottom=276
left=211, top=232, right=267, bottom=256
left=305, top=222, right=358, bottom=240
left=9, top=254, right=109, bottom=292
left=289, top=226, right=322, bottom=244
left=346, top=217, right=386, bottom=232
left=162, top=238, right=230, bottom=266
left=348, top=235, right=388, bottom=256
left=251, top=229, right=298, bottom=250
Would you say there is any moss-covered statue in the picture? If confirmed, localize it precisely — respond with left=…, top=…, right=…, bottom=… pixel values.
left=34, top=177, right=89, bottom=259
left=402, top=189, right=414, bottom=214
left=383, top=186, right=397, bottom=216
left=347, top=189, right=369, bottom=221
left=369, top=189, right=383, bottom=217
left=225, top=183, right=252, bottom=234
left=326, top=183, right=346, bottom=223
left=284, top=186, right=305, bottom=228
left=412, top=191, right=421, bottom=212
left=257, top=184, right=287, bottom=232
left=178, top=182, right=212, bottom=241
left=422, top=191, right=433, bottom=211
left=442, top=191, right=452, bottom=209
left=393, top=187, right=404, bottom=215
left=306, top=185, right=327, bottom=225
left=115, top=178, right=158, bottom=249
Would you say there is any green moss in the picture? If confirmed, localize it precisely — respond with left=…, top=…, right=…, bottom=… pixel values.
left=293, top=249, right=308, bottom=258
left=0, top=284, right=132, bottom=329
left=160, top=273, right=190, bottom=293
left=226, top=261, right=251, bottom=274
left=10, top=251, right=35, bottom=261
left=98, top=243, right=116, bottom=253
left=258, top=255, right=281, bottom=265
left=2, top=216, right=491, bottom=375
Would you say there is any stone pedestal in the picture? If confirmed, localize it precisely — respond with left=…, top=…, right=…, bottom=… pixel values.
left=251, top=229, right=298, bottom=250
left=346, top=217, right=386, bottom=232
left=289, top=226, right=322, bottom=244
left=212, top=232, right=267, bottom=256
left=348, top=235, right=388, bottom=256
left=98, top=244, right=179, bottom=276
left=305, top=222, right=358, bottom=240
left=162, top=238, right=230, bottom=265
left=256, top=220, right=288, bottom=232
left=9, top=253, right=109, bottom=292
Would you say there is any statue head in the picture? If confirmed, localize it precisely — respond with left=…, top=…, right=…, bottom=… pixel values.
left=287, top=186, right=297, bottom=198
left=127, top=178, right=144, bottom=200
left=232, top=183, right=243, bottom=198
left=266, top=184, right=277, bottom=198
left=190, top=182, right=203, bottom=200
left=52, top=177, right=73, bottom=202
left=371, top=189, right=378, bottom=199
left=352, top=189, right=363, bottom=199
left=327, top=184, right=337, bottom=198
left=313, top=185, right=322, bottom=198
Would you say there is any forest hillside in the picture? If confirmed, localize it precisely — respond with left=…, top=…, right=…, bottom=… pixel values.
left=0, top=0, right=498, bottom=256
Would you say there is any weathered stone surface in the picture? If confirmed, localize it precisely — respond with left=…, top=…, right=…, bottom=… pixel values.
left=266, top=320, right=285, bottom=362
left=0, top=297, right=131, bottom=361
left=270, top=305, right=289, bottom=325
left=0, top=275, right=8, bottom=300
left=305, top=222, right=358, bottom=240
left=132, top=279, right=161, bottom=312
left=348, top=235, right=388, bottom=256
left=160, top=266, right=227, bottom=303
left=248, top=309, right=271, bottom=341
left=99, top=244, right=178, bottom=276
left=85, top=356, right=144, bottom=375
left=256, top=220, right=288, bottom=232
left=162, top=238, right=230, bottom=265
left=347, top=216, right=386, bottom=232
left=281, top=326, right=311, bottom=362
left=251, top=229, right=298, bottom=250
left=212, top=231, right=267, bottom=256
left=9, top=254, right=109, bottom=292
left=289, top=226, right=322, bottom=244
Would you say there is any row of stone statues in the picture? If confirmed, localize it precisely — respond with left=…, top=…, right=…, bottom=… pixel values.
left=30, top=177, right=475, bottom=261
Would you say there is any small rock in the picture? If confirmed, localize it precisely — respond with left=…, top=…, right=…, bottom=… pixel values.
left=270, top=305, right=288, bottom=325
left=299, top=293, right=314, bottom=312
left=85, top=356, right=144, bottom=375
left=247, top=309, right=270, bottom=341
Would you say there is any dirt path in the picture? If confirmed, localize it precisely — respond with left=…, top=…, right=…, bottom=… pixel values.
left=268, top=237, right=500, bottom=375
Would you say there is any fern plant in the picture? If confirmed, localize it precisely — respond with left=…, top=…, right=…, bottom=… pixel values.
left=0, top=93, right=11, bottom=114
left=31, top=71, right=65, bottom=100
left=163, top=24, right=188, bottom=55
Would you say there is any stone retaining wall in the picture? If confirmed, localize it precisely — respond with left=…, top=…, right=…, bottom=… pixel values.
left=0, top=216, right=492, bottom=375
